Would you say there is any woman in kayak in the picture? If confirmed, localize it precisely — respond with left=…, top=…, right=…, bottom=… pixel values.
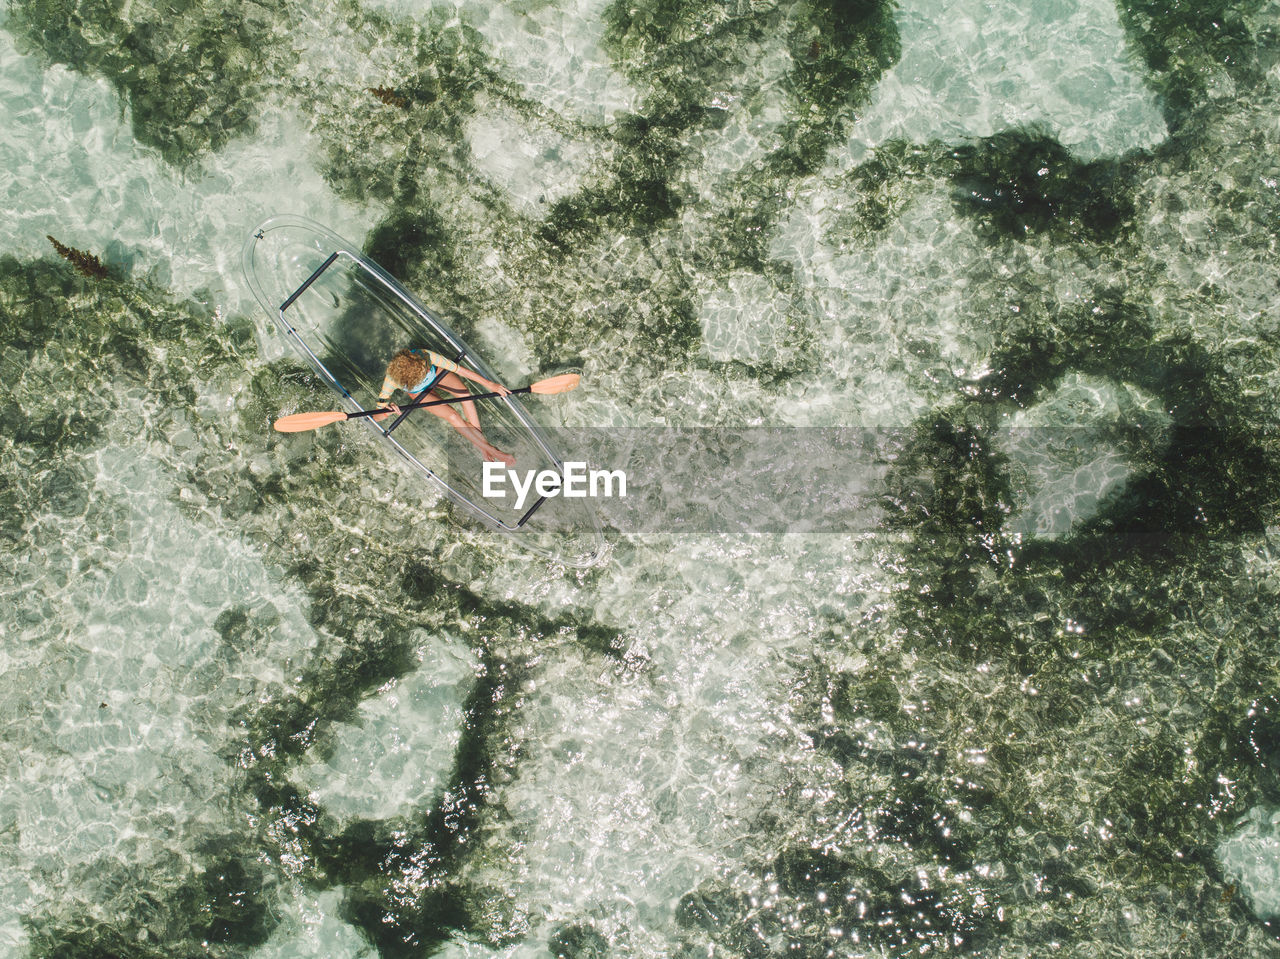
left=372, top=348, right=515, bottom=466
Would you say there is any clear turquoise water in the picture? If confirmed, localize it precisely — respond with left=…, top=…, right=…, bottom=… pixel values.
left=2, top=0, right=1280, bottom=957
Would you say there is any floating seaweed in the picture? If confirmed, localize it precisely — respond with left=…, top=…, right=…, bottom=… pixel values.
left=368, top=86, right=410, bottom=111
left=46, top=235, right=109, bottom=280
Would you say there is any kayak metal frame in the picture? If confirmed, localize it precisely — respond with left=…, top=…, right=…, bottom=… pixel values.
left=279, top=251, right=338, bottom=314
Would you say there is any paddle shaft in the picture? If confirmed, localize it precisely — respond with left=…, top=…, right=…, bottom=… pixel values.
left=271, top=374, right=578, bottom=433
left=347, top=385, right=529, bottom=420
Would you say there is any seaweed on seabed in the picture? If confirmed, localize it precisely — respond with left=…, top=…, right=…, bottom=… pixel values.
left=47, top=235, right=109, bottom=280
left=1114, top=0, right=1270, bottom=130
left=368, top=86, right=411, bottom=110
left=947, top=128, right=1141, bottom=244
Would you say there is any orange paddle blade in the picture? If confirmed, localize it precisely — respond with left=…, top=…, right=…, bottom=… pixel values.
left=529, top=373, right=581, bottom=395
left=273, top=410, right=352, bottom=432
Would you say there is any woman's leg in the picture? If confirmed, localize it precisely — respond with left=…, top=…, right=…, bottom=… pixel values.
left=408, top=389, right=514, bottom=465
left=434, top=371, right=481, bottom=428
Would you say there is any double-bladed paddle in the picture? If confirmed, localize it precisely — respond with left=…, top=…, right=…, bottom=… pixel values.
left=272, top=373, right=580, bottom=433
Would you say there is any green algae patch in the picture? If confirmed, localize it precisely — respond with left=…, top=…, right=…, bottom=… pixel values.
left=21, top=845, right=277, bottom=958
left=678, top=842, right=1007, bottom=956
left=835, top=140, right=945, bottom=245
left=0, top=254, right=253, bottom=540
left=596, top=0, right=902, bottom=268
left=863, top=273, right=1280, bottom=948
left=8, top=0, right=296, bottom=166
left=311, top=6, right=503, bottom=207
left=538, top=107, right=714, bottom=249
left=364, top=208, right=461, bottom=291
left=204, top=452, right=631, bottom=954
left=885, top=288, right=1279, bottom=663
left=783, top=0, right=902, bottom=174
left=1116, top=0, right=1272, bottom=130
left=602, top=0, right=779, bottom=108
left=603, top=0, right=900, bottom=174
left=950, top=128, right=1142, bottom=243
left=256, top=646, right=532, bottom=956
left=550, top=922, right=610, bottom=959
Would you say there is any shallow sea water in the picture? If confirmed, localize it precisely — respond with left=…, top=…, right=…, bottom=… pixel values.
left=2, top=0, right=1280, bottom=957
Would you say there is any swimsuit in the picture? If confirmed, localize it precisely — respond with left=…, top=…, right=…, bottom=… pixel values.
left=378, top=350, right=461, bottom=403
left=408, top=366, right=439, bottom=393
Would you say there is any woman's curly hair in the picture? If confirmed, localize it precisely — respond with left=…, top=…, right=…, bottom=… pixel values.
left=386, top=349, right=429, bottom=389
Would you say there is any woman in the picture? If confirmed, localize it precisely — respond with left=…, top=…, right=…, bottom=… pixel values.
left=373, top=348, right=515, bottom=466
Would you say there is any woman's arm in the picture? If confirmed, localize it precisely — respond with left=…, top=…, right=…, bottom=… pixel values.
left=434, top=353, right=510, bottom=395
left=372, top=374, right=400, bottom=422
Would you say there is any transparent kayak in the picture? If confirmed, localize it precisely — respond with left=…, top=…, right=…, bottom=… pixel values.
left=242, top=215, right=604, bottom=567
